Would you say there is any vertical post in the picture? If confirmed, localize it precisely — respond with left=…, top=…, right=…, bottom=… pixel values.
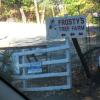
left=65, top=38, right=72, bottom=89
left=72, top=38, right=91, bottom=79
left=22, top=49, right=27, bottom=88
left=15, top=55, right=20, bottom=74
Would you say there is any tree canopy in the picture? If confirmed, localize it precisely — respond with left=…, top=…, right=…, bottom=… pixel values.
left=0, top=0, right=100, bottom=23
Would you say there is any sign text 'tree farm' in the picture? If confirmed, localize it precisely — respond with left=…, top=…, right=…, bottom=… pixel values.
left=46, top=15, right=86, bottom=40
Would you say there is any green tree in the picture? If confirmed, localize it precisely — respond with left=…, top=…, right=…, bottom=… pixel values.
left=54, top=0, right=94, bottom=23
left=1, top=0, right=33, bottom=22
left=91, top=0, right=100, bottom=12
left=63, top=0, right=94, bottom=16
left=0, top=0, right=97, bottom=23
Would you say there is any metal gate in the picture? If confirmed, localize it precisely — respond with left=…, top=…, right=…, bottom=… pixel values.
left=12, top=40, right=71, bottom=91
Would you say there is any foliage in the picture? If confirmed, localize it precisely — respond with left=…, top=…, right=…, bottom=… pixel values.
left=91, top=0, right=100, bottom=12
left=0, top=0, right=99, bottom=23
left=63, top=0, right=94, bottom=15
left=0, top=50, right=13, bottom=82
left=58, top=0, right=95, bottom=23
left=3, top=0, right=33, bottom=6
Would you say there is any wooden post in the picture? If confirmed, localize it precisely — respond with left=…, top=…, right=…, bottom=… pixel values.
left=72, top=38, right=91, bottom=79
left=22, top=49, right=27, bottom=88
left=65, top=38, right=72, bottom=89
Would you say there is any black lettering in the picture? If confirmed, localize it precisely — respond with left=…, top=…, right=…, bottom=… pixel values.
left=62, top=20, right=64, bottom=25
left=58, top=20, right=61, bottom=25
left=61, top=34, right=66, bottom=37
left=72, top=25, right=84, bottom=30
left=80, top=17, right=85, bottom=24
left=49, top=25, right=52, bottom=29
left=79, top=32, right=83, bottom=35
left=80, top=26, right=84, bottom=30
left=72, top=18, right=76, bottom=25
left=70, top=33, right=75, bottom=36
left=59, top=27, right=65, bottom=31
left=76, top=18, right=80, bottom=24
left=65, top=19, right=69, bottom=25
left=68, top=19, right=72, bottom=25
left=58, top=20, right=65, bottom=25
left=59, top=26, right=70, bottom=31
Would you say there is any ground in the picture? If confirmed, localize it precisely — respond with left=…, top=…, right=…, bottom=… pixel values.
left=25, top=85, right=100, bottom=100
left=24, top=68, right=100, bottom=100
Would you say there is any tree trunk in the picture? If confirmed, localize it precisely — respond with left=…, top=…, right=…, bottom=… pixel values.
left=51, top=6, right=55, bottom=16
left=33, top=0, right=40, bottom=23
left=19, top=7, right=27, bottom=23
left=0, top=0, right=1, bottom=7
left=41, top=5, right=45, bottom=23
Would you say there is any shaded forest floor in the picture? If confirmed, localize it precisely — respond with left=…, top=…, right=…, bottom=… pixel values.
left=24, top=68, right=100, bottom=100
left=25, top=83, right=100, bottom=100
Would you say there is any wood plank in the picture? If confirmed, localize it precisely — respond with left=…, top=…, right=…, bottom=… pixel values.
left=19, top=85, right=70, bottom=91
left=13, top=45, right=69, bottom=56
left=12, top=72, right=68, bottom=80
left=18, top=58, right=69, bottom=68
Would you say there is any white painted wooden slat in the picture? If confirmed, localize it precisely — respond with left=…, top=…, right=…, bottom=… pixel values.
left=22, top=49, right=27, bottom=88
left=13, top=44, right=69, bottom=56
left=42, top=58, right=69, bottom=65
left=12, top=72, right=68, bottom=80
left=11, top=41, right=72, bottom=91
left=65, top=39, right=72, bottom=90
left=20, top=85, right=70, bottom=91
left=67, top=76, right=72, bottom=89
left=19, top=58, right=69, bottom=68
